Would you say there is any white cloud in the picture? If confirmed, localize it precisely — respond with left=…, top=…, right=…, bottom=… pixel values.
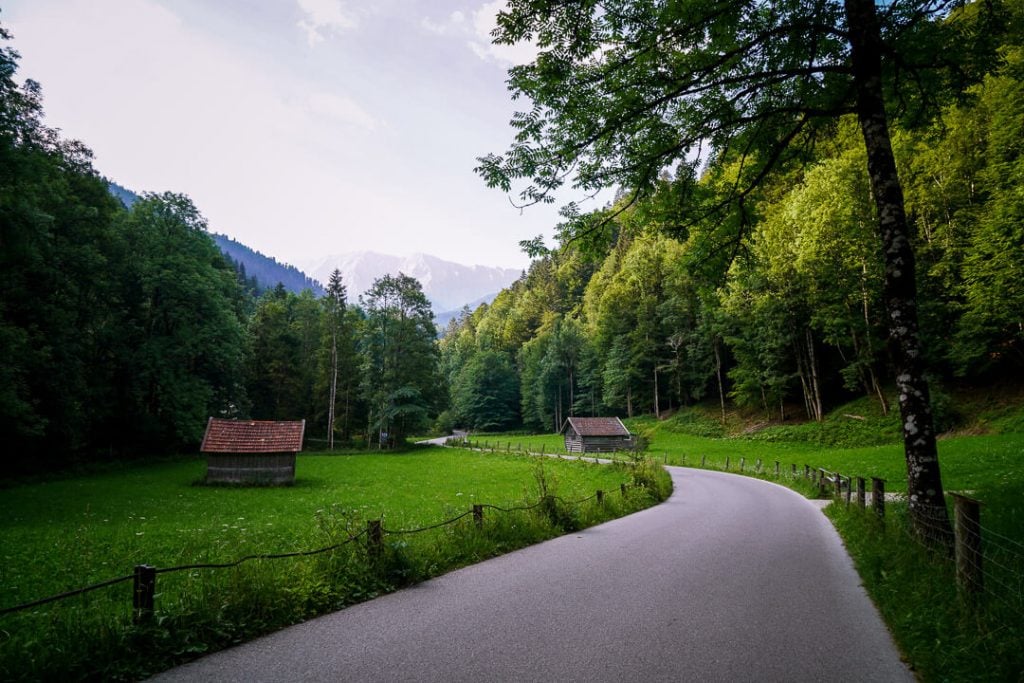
left=296, top=0, right=357, bottom=47
left=469, top=0, right=536, bottom=66
left=306, top=92, right=378, bottom=131
left=421, top=11, right=465, bottom=36
left=421, top=2, right=534, bottom=66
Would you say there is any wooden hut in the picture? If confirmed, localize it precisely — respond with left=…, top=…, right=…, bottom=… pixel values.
left=201, top=418, right=305, bottom=485
left=561, top=417, right=635, bottom=454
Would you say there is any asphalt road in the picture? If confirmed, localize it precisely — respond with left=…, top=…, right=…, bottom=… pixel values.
left=152, top=467, right=912, bottom=682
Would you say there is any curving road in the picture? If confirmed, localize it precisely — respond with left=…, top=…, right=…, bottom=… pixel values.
left=152, top=467, right=911, bottom=682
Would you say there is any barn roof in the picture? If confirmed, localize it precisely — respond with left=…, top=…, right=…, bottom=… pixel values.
left=201, top=418, right=305, bottom=454
left=561, top=416, right=632, bottom=437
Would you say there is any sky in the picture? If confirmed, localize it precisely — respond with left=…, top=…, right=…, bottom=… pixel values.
left=2, top=0, right=603, bottom=270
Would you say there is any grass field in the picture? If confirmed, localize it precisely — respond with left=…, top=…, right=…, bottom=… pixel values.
left=0, top=447, right=668, bottom=680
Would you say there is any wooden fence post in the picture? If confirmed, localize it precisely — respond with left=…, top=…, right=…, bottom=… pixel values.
left=845, top=477, right=852, bottom=507
left=804, top=464, right=811, bottom=479
left=367, top=520, right=382, bottom=558
left=621, top=482, right=627, bottom=496
left=952, top=494, right=983, bottom=600
left=834, top=472, right=842, bottom=499
left=725, top=456, right=730, bottom=471
left=775, top=461, right=780, bottom=477
left=791, top=463, right=797, bottom=477
left=473, top=504, right=483, bottom=529
left=856, top=477, right=866, bottom=509
left=818, top=469, right=829, bottom=496
left=739, top=457, right=745, bottom=472
left=871, top=478, right=885, bottom=519
left=756, top=458, right=762, bottom=473
left=133, top=564, right=156, bottom=623
left=596, top=490, right=605, bottom=506
left=701, top=455, right=706, bottom=468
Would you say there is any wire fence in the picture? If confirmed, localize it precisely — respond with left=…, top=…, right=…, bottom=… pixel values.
left=684, top=452, right=1024, bottom=626
left=445, top=435, right=638, bottom=465
left=0, top=484, right=635, bottom=622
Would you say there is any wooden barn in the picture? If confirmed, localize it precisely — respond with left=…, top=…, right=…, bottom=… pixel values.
left=201, top=418, right=305, bottom=485
left=561, top=417, right=635, bottom=454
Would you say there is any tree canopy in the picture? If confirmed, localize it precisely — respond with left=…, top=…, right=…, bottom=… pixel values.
left=476, top=0, right=1016, bottom=540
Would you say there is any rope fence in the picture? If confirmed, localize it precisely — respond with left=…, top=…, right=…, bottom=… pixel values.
left=0, top=483, right=638, bottom=623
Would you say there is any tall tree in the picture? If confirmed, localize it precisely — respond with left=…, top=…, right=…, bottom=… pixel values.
left=479, top=0, right=966, bottom=541
left=320, top=269, right=360, bottom=449
left=360, top=273, right=440, bottom=447
left=117, top=193, right=247, bottom=448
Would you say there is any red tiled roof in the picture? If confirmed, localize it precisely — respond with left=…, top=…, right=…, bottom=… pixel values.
left=200, top=418, right=305, bottom=454
left=562, top=417, right=632, bottom=437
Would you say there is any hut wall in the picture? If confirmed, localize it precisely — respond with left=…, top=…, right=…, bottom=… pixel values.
left=564, top=434, right=584, bottom=453
left=578, top=436, right=635, bottom=453
left=206, top=453, right=296, bottom=485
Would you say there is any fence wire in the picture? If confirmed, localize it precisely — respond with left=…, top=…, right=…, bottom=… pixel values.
left=1, top=482, right=632, bottom=617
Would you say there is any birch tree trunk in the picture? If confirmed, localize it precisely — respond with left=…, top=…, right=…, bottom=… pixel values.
left=845, top=0, right=952, bottom=545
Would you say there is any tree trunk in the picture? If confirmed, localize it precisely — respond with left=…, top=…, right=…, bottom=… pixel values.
left=653, top=366, right=660, bottom=419
left=568, top=367, right=575, bottom=417
left=845, top=0, right=952, bottom=546
left=795, top=340, right=814, bottom=420
left=806, top=328, right=823, bottom=422
left=714, top=337, right=726, bottom=424
left=860, top=260, right=890, bottom=416
left=328, top=329, right=338, bottom=451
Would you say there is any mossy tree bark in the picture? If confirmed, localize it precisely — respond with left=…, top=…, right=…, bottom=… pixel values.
left=845, top=0, right=953, bottom=545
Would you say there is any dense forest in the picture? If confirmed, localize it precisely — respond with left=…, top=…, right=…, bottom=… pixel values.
left=442, top=0, right=1024, bottom=439
left=2, top=1, right=1023, bottom=480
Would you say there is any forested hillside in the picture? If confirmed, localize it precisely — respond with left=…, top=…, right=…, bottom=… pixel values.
left=441, top=1, right=1024, bottom=439
left=213, top=234, right=324, bottom=298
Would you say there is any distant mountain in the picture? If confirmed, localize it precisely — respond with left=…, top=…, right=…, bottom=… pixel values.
left=107, top=184, right=514, bottom=309
left=304, top=251, right=521, bottom=312
left=108, top=181, right=139, bottom=208
left=212, top=234, right=323, bottom=296
left=107, top=182, right=322, bottom=296
left=434, top=293, right=500, bottom=330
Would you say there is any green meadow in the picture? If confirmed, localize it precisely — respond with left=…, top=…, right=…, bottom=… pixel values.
left=0, top=448, right=667, bottom=680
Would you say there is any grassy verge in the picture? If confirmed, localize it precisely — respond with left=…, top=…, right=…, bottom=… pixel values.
left=0, top=448, right=670, bottom=681
left=827, top=500, right=1024, bottom=682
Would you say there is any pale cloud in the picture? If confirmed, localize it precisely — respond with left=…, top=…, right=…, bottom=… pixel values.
left=421, top=2, right=534, bottom=66
left=421, top=10, right=465, bottom=36
left=469, top=0, right=536, bottom=66
left=296, top=0, right=357, bottom=47
left=306, top=92, right=378, bottom=131
left=4, top=0, right=567, bottom=269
